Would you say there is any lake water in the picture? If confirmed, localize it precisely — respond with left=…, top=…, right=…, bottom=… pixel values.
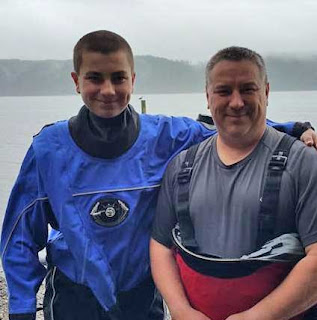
left=1, top=91, right=317, bottom=228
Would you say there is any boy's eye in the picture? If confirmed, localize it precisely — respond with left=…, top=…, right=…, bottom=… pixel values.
left=84, top=73, right=103, bottom=83
left=112, top=75, right=127, bottom=84
left=86, top=75, right=102, bottom=82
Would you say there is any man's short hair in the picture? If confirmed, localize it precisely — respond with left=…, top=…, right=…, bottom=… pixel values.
left=73, top=30, right=134, bottom=74
left=205, top=46, right=268, bottom=85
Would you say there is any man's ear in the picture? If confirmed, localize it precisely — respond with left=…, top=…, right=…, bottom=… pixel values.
left=71, top=72, right=80, bottom=94
left=265, top=82, right=270, bottom=106
left=206, top=86, right=210, bottom=110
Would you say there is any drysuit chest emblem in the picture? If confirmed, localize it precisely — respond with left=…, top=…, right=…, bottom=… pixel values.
left=90, top=198, right=129, bottom=227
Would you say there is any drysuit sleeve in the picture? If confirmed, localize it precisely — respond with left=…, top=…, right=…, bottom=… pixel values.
left=266, top=119, right=314, bottom=138
left=196, top=114, right=313, bottom=139
left=0, top=145, right=50, bottom=318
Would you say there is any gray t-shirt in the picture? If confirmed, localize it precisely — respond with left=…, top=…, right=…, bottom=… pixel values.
left=152, top=127, right=317, bottom=258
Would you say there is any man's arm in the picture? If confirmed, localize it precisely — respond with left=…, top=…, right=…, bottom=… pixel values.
left=226, top=145, right=317, bottom=320
left=226, top=243, right=317, bottom=320
left=150, top=239, right=210, bottom=320
left=150, top=151, right=210, bottom=319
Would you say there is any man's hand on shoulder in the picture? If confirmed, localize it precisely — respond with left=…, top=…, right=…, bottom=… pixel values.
left=300, top=128, right=317, bottom=149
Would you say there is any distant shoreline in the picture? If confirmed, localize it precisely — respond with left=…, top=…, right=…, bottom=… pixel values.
left=1, top=88, right=317, bottom=98
left=1, top=56, right=317, bottom=96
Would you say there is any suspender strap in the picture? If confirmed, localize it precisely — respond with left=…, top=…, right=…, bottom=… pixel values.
left=177, top=134, right=296, bottom=251
left=257, top=134, right=296, bottom=247
left=176, top=143, right=200, bottom=250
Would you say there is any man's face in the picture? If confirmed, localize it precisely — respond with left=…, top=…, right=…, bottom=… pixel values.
left=71, top=50, right=135, bottom=118
left=206, top=60, right=269, bottom=142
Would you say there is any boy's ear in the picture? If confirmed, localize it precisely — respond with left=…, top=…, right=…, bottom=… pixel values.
left=131, top=72, right=136, bottom=92
left=71, top=72, right=80, bottom=94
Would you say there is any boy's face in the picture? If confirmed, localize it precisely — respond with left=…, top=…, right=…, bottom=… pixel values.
left=71, top=50, right=135, bottom=118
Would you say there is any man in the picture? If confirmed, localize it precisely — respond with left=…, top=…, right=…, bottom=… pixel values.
left=151, top=47, right=317, bottom=320
left=0, top=32, right=315, bottom=320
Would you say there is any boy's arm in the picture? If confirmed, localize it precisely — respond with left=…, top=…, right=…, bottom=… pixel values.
left=0, top=146, right=49, bottom=319
left=265, top=119, right=314, bottom=137
left=198, top=115, right=316, bottom=147
left=299, top=128, right=317, bottom=148
left=266, top=119, right=316, bottom=147
left=150, top=239, right=210, bottom=320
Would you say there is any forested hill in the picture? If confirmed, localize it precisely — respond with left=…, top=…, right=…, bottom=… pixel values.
left=0, top=55, right=316, bottom=96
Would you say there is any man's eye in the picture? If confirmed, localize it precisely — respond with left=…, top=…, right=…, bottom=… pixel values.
left=242, top=87, right=257, bottom=94
left=215, top=89, right=230, bottom=96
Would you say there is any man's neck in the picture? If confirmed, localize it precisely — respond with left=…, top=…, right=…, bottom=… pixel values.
left=216, top=128, right=266, bottom=166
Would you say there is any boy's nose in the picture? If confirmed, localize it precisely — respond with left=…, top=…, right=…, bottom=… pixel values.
left=100, top=80, right=115, bottom=95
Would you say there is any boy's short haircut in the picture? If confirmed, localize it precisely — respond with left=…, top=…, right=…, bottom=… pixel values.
left=73, top=30, right=134, bottom=73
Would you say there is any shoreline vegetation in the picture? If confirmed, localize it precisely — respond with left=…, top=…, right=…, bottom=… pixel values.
left=1, top=55, right=317, bottom=96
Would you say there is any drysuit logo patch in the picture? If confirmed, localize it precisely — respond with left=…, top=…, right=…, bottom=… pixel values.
left=90, top=198, right=129, bottom=227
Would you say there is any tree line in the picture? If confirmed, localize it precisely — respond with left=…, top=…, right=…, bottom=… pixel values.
left=0, top=55, right=316, bottom=96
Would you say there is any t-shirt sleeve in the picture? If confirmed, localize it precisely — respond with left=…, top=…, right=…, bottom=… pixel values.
left=291, top=144, right=317, bottom=247
left=151, top=154, right=182, bottom=248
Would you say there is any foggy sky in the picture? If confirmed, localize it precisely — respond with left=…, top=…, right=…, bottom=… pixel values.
left=1, top=0, right=317, bottom=63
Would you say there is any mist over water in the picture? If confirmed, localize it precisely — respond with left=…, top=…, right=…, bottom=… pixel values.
left=1, top=91, right=317, bottom=229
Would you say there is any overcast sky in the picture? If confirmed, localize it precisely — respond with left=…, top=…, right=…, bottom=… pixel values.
left=1, top=0, right=317, bottom=63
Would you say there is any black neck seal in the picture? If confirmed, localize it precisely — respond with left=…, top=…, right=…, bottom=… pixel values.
left=69, top=105, right=140, bottom=159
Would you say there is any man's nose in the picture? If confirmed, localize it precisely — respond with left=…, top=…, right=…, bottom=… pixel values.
left=229, top=90, right=244, bottom=109
left=100, top=80, right=115, bottom=95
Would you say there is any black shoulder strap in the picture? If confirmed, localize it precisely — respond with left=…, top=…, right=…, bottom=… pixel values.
left=176, top=143, right=200, bottom=250
left=257, top=134, right=297, bottom=247
left=176, top=135, right=296, bottom=251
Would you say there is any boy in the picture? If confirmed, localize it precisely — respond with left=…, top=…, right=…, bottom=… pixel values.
left=0, top=31, right=315, bottom=320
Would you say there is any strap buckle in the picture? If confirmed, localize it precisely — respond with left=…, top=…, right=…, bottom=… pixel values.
left=269, top=154, right=288, bottom=171
left=178, top=167, right=193, bottom=184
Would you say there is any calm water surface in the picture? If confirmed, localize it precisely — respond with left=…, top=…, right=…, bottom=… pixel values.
left=1, top=91, right=317, bottom=227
